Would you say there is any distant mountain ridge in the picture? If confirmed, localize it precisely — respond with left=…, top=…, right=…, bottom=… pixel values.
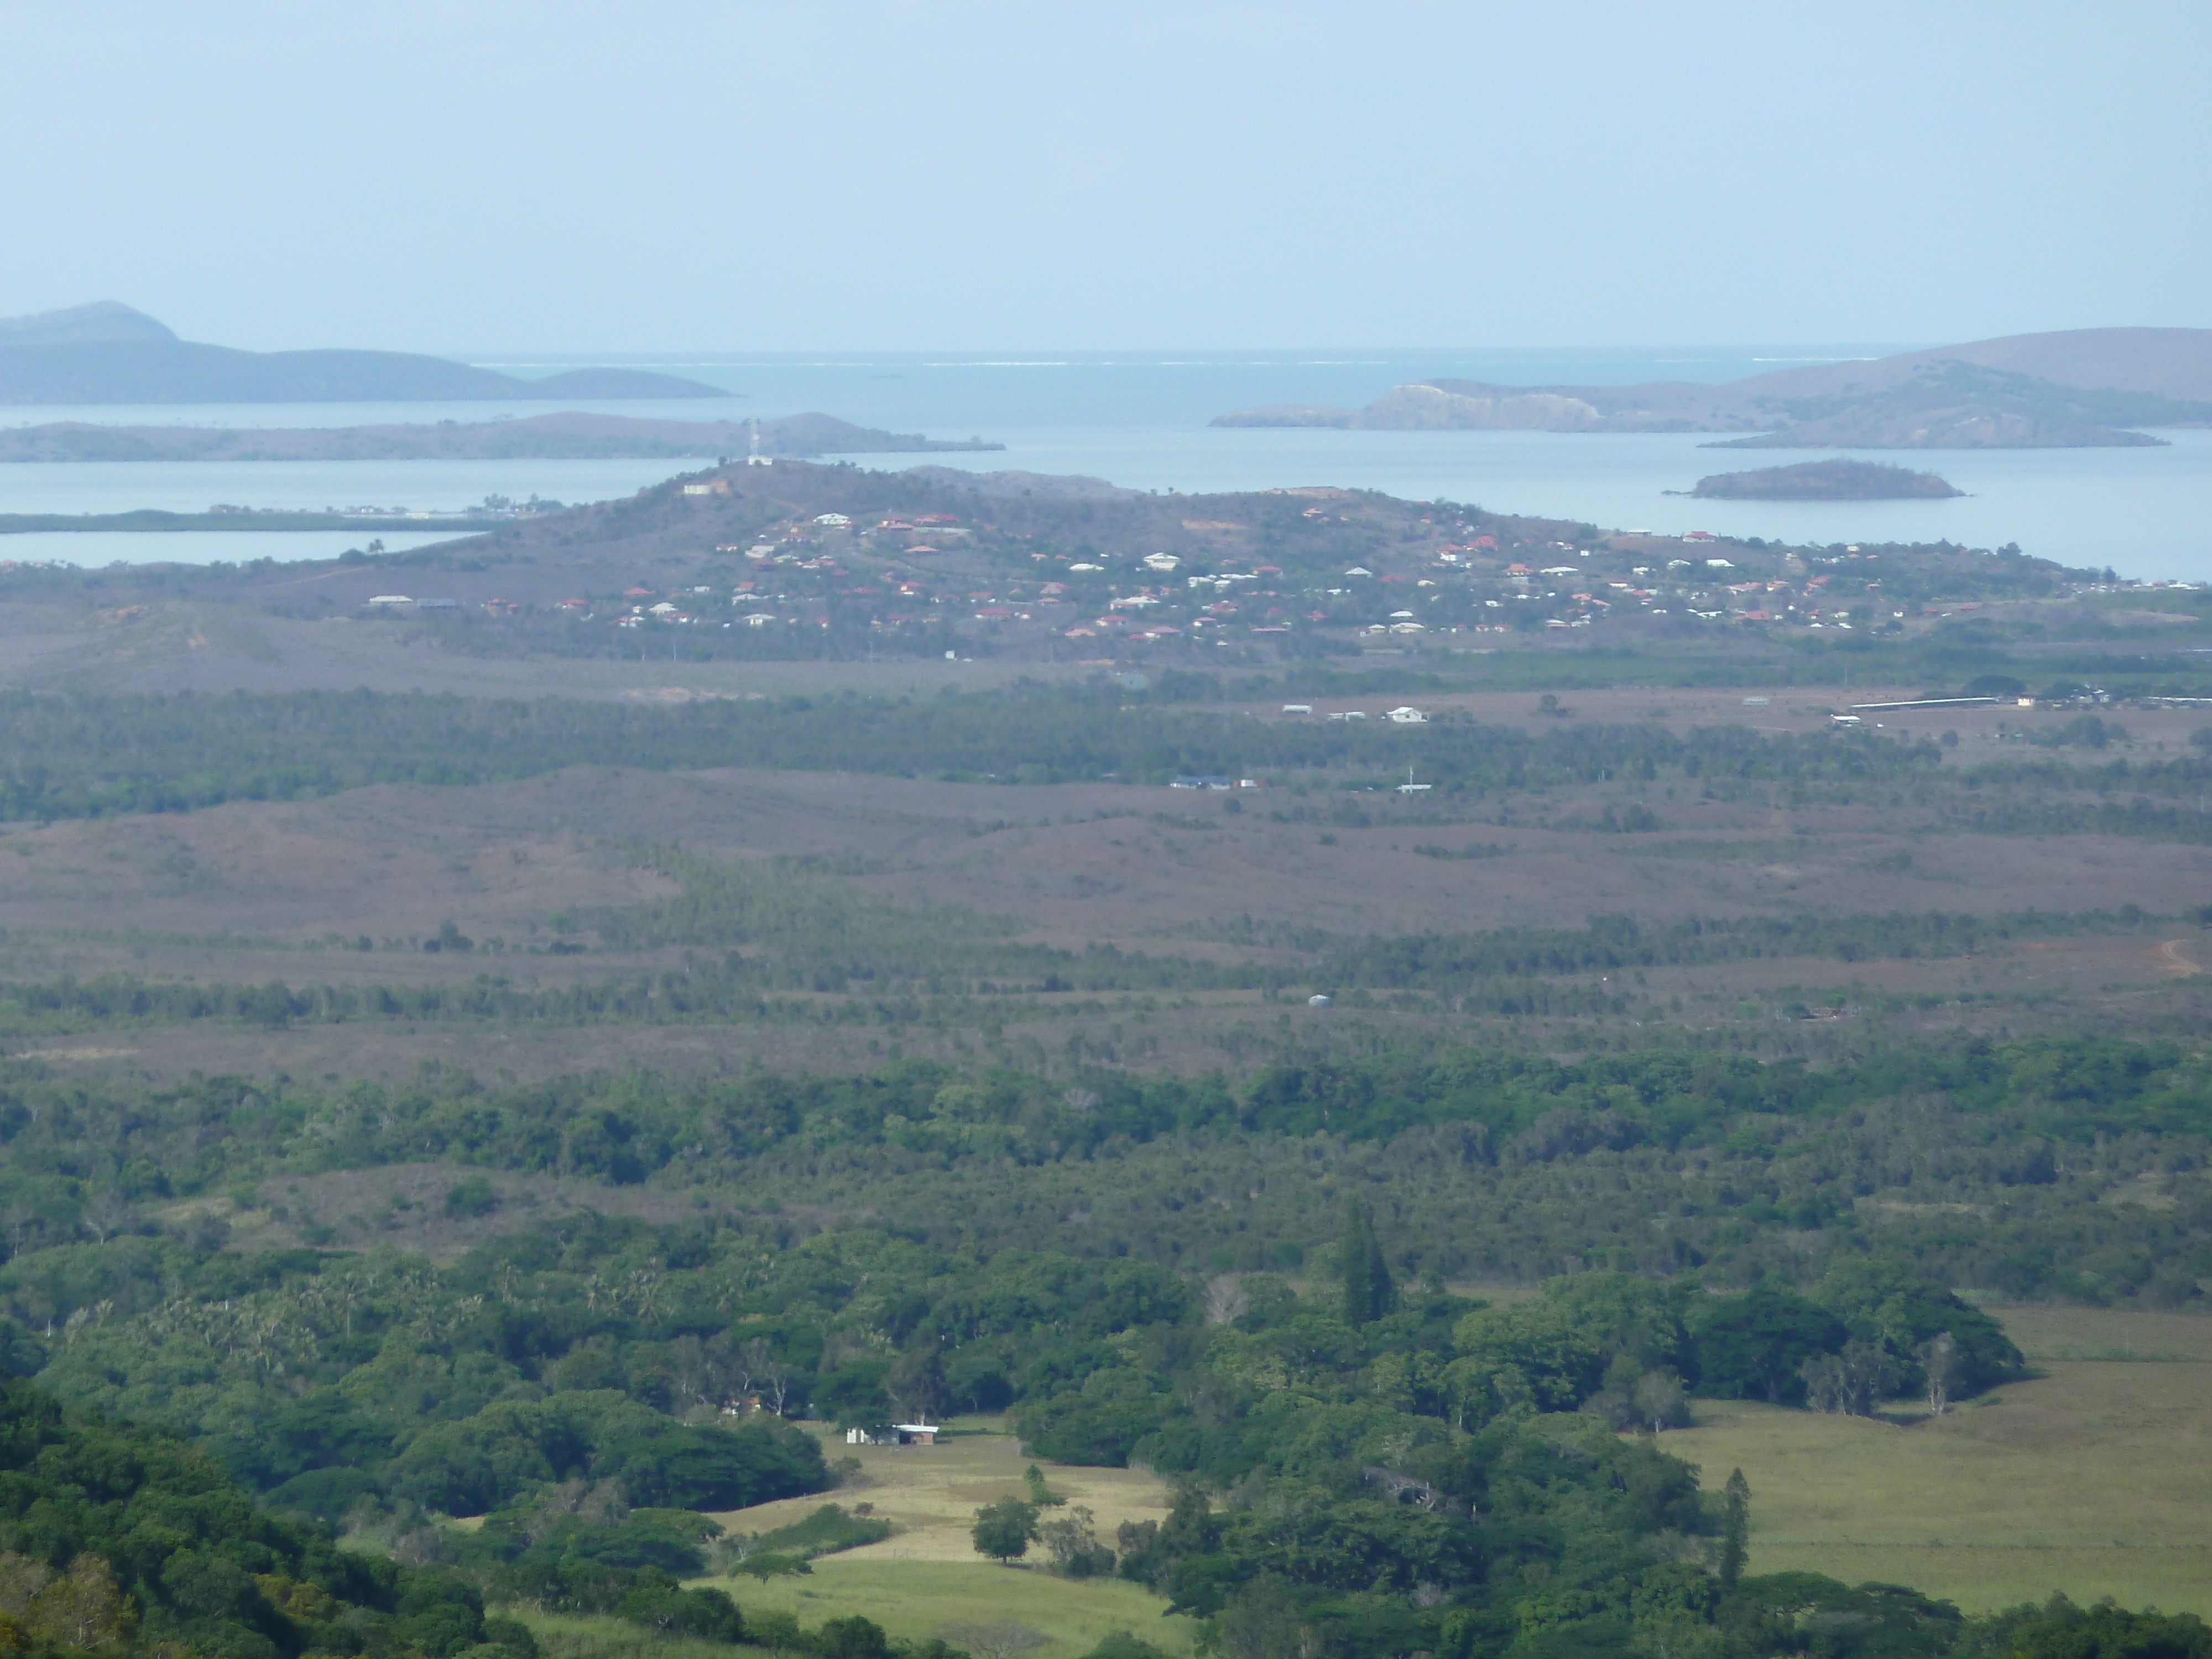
left=0, top=300, right=176, bottom=345
left=1213, top=327, right=2212, bottom=448
left=0, top=302, right=723, bottom=403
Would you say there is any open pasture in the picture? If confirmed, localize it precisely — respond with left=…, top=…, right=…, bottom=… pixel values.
left=702, top=1421, right=1194, bottom=1657
left=1671, top=1305, right=2212, bottom=1615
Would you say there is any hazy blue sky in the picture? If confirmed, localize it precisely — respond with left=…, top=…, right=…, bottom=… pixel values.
left=4, top=0, right=2206, bottom=352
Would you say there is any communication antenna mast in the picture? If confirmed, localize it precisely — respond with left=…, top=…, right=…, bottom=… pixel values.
left=745, top=419, right=773, bottom=466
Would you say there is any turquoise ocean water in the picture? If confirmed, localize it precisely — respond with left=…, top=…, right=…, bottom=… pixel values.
left=1, top=349, right=2204, bottom=580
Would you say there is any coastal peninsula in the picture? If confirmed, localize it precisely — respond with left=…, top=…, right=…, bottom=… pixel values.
left=0, top=411, right=1004, bottom=463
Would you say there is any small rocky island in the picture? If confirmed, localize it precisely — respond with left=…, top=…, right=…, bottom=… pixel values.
left=1687, top=459, right=1963, bottom=500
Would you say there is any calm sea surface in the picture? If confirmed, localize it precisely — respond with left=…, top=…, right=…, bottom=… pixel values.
left=2, top=349, right=2205, bottom=580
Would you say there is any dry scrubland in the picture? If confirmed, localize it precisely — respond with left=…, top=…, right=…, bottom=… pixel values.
left=2, top=738, right=2208, bottom=1097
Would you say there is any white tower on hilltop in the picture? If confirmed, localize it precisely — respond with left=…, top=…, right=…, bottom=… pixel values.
left=745, top=418, right=773, bottom=466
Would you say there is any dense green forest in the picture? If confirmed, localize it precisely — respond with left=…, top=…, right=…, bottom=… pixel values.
left=0, top=1192, right=2200, bottom=1659
left=0, top=1033, right=2203, bottom=1338
left=0, top=1371, right=538, bottom=1658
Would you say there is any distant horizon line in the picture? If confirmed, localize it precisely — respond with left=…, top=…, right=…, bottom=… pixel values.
left=444, top=346, right=1911, bottom=369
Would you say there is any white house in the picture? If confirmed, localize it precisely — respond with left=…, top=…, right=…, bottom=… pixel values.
left=1386, top=707, right=1428, bottom=724
left=846, top=1422, right=938, bottom=1446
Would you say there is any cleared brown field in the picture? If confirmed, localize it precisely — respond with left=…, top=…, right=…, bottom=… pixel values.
left=2, top=764, right=2205, bottom=972
left=1, top=745, right=2204, bottom=1089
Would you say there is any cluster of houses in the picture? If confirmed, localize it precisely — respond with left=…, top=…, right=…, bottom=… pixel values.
left=1277, top=705, right=1428, bottom=725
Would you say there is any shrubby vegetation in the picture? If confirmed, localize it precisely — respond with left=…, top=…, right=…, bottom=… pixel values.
left=0, top=685, right=1936, bottom=820
left=0, top=841, right=2170, bottom=1033
left=4, top=684, right=2209, bottom=833
left=0, top=1032, right=2202, bottom=1309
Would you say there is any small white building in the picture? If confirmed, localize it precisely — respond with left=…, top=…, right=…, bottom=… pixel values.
left=1386, top=707, right=1428, bottom=724
left=846, top=1422, right=938, bottom=1446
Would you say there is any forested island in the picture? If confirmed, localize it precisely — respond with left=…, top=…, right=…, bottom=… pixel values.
left=1688, top=460, right=1964, bottom=499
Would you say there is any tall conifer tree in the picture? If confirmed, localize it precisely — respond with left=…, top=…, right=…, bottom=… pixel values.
left=1720, top=1468, right=1751, bottom=1588
left=1340, top=1198, right=1395, bottom=1324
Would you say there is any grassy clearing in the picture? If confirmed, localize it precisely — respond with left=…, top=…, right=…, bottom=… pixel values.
left=1667, top=1306, right=2212, bottom=1616
left=691, top=1419, right=1196, bottom=1657
left=706, top=1420, right=1176, bottom=1566
left=726, top=1562, right=1197, bottom=1659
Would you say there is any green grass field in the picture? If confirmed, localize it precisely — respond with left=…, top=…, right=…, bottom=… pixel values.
left=1667, top=1305, right=2212, bottom=1615
left=727, top=1560, right=1198, bottom=1658
left=523, top=1306, right=2210, bottom=1653
left=678, top=1418, right=1197, bottom=1657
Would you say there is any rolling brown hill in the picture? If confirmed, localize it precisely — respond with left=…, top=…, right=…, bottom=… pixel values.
left=1214, top=327, right=2212, bottom=446
left=1741, top=326, right=2212, bottom=403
